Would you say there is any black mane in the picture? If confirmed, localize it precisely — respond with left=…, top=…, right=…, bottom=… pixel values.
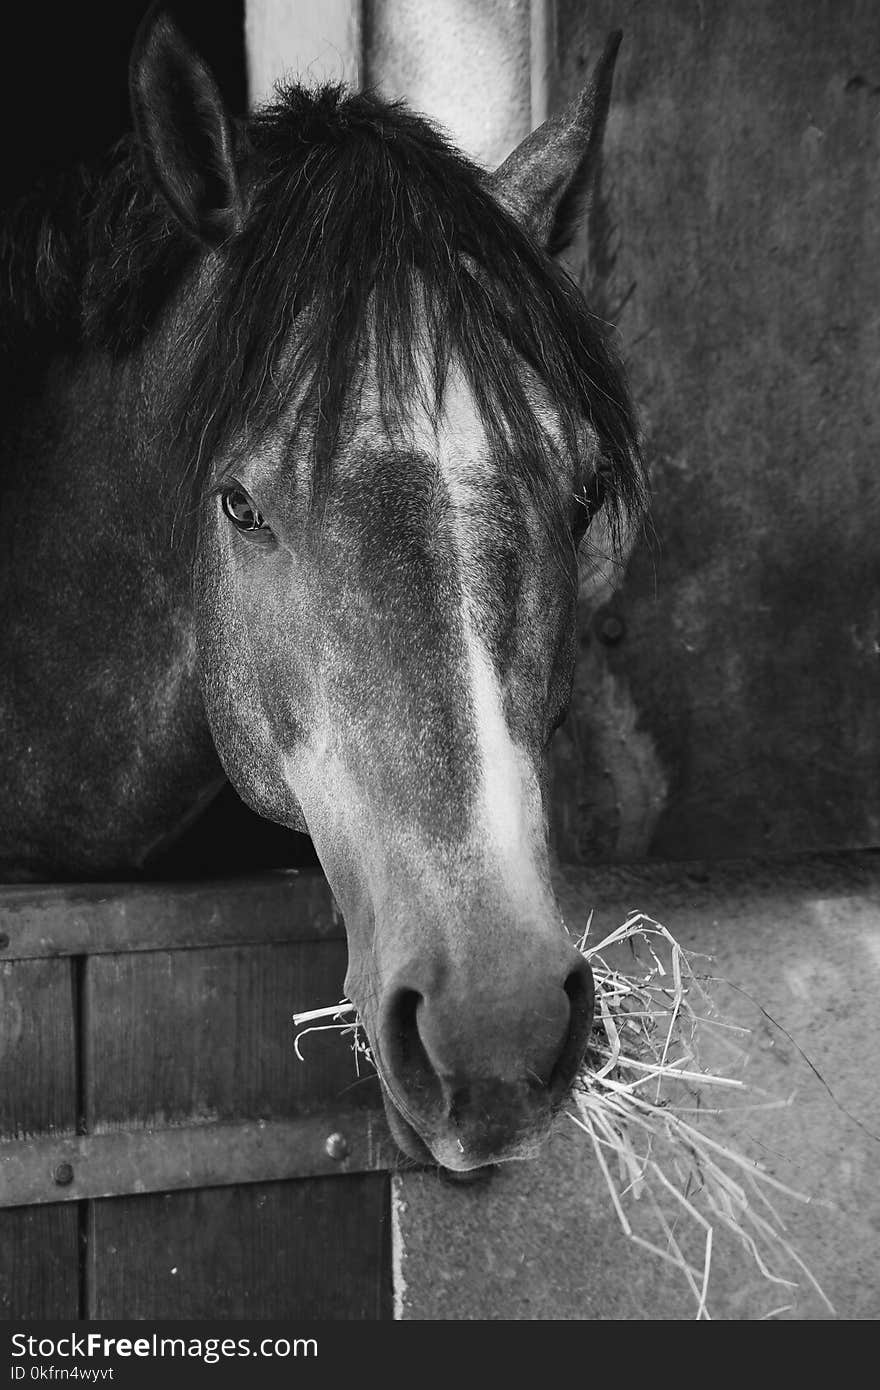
left=0, top=83, right=645, bottom=541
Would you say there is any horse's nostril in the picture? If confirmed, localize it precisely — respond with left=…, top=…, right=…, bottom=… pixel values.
left=549, top=958, right=595, bottom=1097
left=382, top=986, right=443, bottom=1111
left=565, top=957, right=595, bottom=1031
left=379, top=951, right=594, bottom=1162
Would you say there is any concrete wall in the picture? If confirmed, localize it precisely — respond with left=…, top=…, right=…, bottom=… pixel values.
left=363, top=0, right=532, bottom=166
left=549, top=0, right=880, bottom=862
left=246, top=0, right=361, bottom=99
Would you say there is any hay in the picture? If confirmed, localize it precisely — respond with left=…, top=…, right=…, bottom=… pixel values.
left=567, top=911, right=834, bottom=1319
left=293, top=910, right=835, bottom=1320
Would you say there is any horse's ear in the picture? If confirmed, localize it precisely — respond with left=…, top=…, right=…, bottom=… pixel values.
left=129, top=4, right=244, bottom=245
left=488, top=31, right=622, bottom=257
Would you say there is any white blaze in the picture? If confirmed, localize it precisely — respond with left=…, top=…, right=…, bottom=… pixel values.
left=285, top=356, right=552, bottom=888
left=462, top=622, right=541, bottom=871
left=432, top=366, right=546, bottom=878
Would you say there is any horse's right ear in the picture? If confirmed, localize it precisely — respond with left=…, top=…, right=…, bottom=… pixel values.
left=129, top=4, right=244, bottom=245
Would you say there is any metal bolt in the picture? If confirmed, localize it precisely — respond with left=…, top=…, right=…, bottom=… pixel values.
left=598, top=614, right=626, bottom=646
left=324, top=1132, right=349, bottom=1161
left=54, top=1162, right=74, bottom=1187
left=0, top=933, right=9, bottom=950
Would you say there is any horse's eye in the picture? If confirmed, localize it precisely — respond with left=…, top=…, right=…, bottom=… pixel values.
left=221, top=486, right=267, bottom=532
left=572, top=499, right=592, bottom=542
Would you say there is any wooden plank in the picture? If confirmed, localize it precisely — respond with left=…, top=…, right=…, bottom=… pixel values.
left=0, top=958, right=77, bottom=1138
left=0, top=1205, right=80, bottom=1319
left=87, top=1175, right=392, bottom=1319
left=0, top=957, right=80, bottom=1316
left=81, top=935, right=393, bottom=1320
left=84, top=941, right=376, bottom=1130
left=6, top=852, right=873, bottom=963
left=0, top=870, right=338, bottom=960
left=0, top=1112, right=398, bottom=1208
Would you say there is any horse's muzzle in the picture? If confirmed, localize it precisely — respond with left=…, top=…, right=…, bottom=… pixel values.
left=372, top=952, right=595, bottom=1172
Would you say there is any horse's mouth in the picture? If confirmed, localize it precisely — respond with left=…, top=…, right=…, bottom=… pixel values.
left=383, top=1094, right=496, bottom=1186
left=379, top=1084, right=439, bottom=1166
left=377, top=1075, right=550, bottom=1175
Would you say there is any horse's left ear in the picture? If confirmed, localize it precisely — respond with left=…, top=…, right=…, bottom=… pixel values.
left=129, top=4, right=244, bottom=246
left=488, top=30, right=622, bottom=258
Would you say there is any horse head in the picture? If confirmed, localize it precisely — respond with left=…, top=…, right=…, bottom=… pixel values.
left=130, top=8, right=644, bottom=1171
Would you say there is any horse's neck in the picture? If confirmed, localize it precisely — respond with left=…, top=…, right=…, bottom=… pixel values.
left=0, top=346, right=221, bottom=880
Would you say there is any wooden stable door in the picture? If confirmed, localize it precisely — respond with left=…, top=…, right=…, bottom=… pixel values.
left=0, top=877, right=393, bottom=1320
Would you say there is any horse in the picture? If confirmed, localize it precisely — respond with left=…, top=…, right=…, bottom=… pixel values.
left=0, top=5, right=644, bottom=1173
